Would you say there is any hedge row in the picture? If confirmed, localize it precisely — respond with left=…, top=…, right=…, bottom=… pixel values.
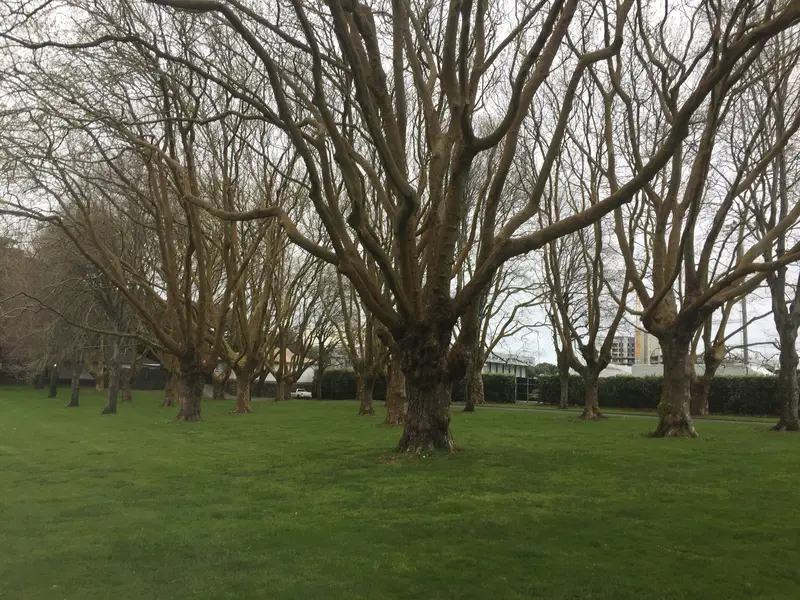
left=319, top=369, right=387, bottom=400
left=452, top=373, right=517, bottom=404
left=536, top=374, right=780, bottom=416
left=320, top=369, right=517, bottom=403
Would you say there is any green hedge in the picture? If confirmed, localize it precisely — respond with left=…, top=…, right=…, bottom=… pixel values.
left=452, top=373, right=517, bottom=404
left=536, top=374, right=779, bottom=416
left=319, top=369, right=387, bottom=400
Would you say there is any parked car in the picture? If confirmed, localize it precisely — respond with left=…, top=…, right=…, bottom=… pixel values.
left=290, top=388, right=312, bottom=399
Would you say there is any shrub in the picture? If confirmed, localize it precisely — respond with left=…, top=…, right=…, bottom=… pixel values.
left=320, top=369, right=387, bottom=400
left=534, top=373, right=778, bottom=416
left=482, top=373, right=517, bottom=404
left=452, top=373, right=517, bottom=403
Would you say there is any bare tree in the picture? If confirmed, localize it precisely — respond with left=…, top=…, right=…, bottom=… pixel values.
left=4, top=0, right=800, bottom=450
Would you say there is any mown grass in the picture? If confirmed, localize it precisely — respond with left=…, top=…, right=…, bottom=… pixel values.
left=1, top=385, right=798, bottom=600
left=501, top=403, right=777, bottom=423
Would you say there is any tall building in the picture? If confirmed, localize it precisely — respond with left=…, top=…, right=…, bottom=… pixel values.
left=608, top=335, right=636, bottom=365
left=634, top=328, right=663, bottom=364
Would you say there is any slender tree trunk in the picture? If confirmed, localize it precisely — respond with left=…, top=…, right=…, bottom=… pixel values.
left=579, top=370, right=603, bottom=420
left=68, top=360, right=80, bottom=408
left=232, top=365, right=254, bottom=414
left=384, top=355, right=406, bottom=426
left=47, top=364, right=58, bottom=398
left=558, top=359, right=570, bottom=409
left=122, top=379, right=133, bottom=403
left=212, top=363, right=231, bottom=400
left=652, top=336, right=697, bottom=437
left=101, top=345, right=120, bottom=415
left=773, top=330, right=799, bottom=431
left=162, top=371, right=177, bottom=407
left=357, top=373, right=376, bottom=415
left=689, top=367, right=712, bottom=417
left=175, top=367, right=204, bottom=421
left=92, top=365, right=105, bottom=395
left=274, top=377, right=290, bottom=401
left=255, top=369, right=268, bottom=398
left=33, top=370, right=45, bottom=389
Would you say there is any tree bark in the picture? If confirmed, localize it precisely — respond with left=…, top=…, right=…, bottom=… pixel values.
left=357, top=374, right=376, bottom=415
left=689, top=367, right=712, bottom=417
left=122, top=379, right=133, bottom=403
left=274, top=377, right=290, bottom=401
left=47, top=364, right=58, bottom=398
left=212, top=363, right=231, bottom=400
left=255, top=369, right=268, bottom=398
left=398, top=377, right=453, bottom=452
left=384, top=355, right=406, bottom=426
left=175, top=368, right=204, bottom=421
left=33, top=370, right=45, bottom=389
left=558, top=358, right=570, bottom=409
left=652, top=336, right=697, bottom=437
left=101, top=345, right=120, bottom=415
left=232, top=365, right=254, bottom=414
left=162, top=371, right=177, bottom=407
left=773, top=331, right=799, bottom=431
left=579, top=369, right=604, bottom=420
left=68, top=360, right=80, bottom=408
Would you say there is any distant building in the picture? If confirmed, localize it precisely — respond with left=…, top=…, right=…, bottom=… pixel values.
left=608, top=335, right=636, bottom=365
left=634, top=329, right=663, bottom=365
left=482, top=352, right=535, bottom=378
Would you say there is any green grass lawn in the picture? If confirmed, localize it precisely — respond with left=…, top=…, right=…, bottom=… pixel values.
left=496, top=403, right=777, bottom=423
left=1, top=386, right=798, bottom=600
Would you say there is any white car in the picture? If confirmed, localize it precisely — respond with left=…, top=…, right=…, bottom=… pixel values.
left=290, top=388, right=312, bottom=399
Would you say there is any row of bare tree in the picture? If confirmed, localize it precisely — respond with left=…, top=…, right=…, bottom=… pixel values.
left=1, top=0, right=799, bottom=450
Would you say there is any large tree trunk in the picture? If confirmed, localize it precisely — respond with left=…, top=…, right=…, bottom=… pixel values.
left=175, top=368, right=204, bottom=421
left=398, top=377, right=453, bottom=452
left=101, top=346, right=120, bottom=415
left=357, top=373, right=376, bottom=415
left=463, top=361, right=484, bottom=413
left=232, top=365, right=254, bottom=414
left=579, top=369, right=603, bottom=420
left=652, top=336, right=697, bottom=437
left=384, top=355, right=406, bottom=426
left=212, top=363, right=231, bottom=400
left=68, top=360, right=80, bottom=408
left=162, top=371, right=177, bottom=407
left=773, top=330, right=799, bottom=431
left=396, top=326, right=454, bottom=452
left=47, top=364, right=58, bottom=398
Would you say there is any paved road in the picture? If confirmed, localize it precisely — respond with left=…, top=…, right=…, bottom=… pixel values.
left=465, top=404, right=772, bottom=425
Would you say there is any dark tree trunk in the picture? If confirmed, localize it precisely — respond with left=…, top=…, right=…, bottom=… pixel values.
left=558, top=362, right=570, bottom=409
left=274, top=377, right=291, bottom=401
left=255, top=369, right=268, bottom=398
left=773, top=331, right=799, bottom=431
left=398, top=377, right=453, bottom=452
left=689, top=367, right=712, bottom=417
left=101, top=347, right=120, bottom=415
left=33, top=370, right=46, bottom=389
left=232, top=366, right=254, bottom=414
left=357, top=374, right=376, bottom=415
left=212, top=363, right=231, bottom=400
left=47, top=365, right=58, bottom=398
left=652, top=336, right=697, bottom=437
left=68, top=361, right=80, bottom=408
left=579, top=370, right=603, bottom=420
left=162, top=371, right=177, bottom=407
left=122, top=379, right=133, bottom=403
left=384, top=355, right=406, bottom=426
left=175, top=368, right=204, bottom=421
